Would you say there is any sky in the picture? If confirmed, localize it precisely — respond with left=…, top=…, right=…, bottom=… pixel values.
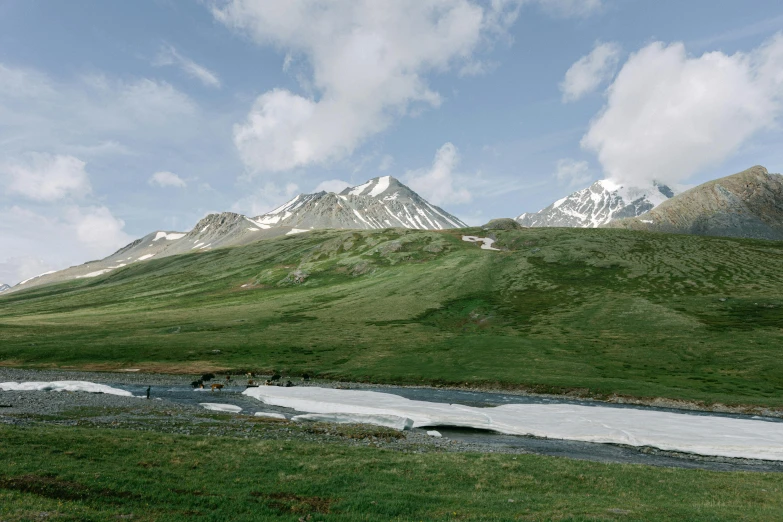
left=1, top=0, right=783, bottom=285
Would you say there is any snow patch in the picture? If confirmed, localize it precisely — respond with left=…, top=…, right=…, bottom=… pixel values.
left=243, top=386, right=783, bottom=461
left=367, top=176, right=391, bottom=198
left=199, top=403, right=242, bottom=413
left=0, top=381, right=134, bottom=397
left=462, top=236, right=500, bottom=251
left=286, top=228, right=308, bottom=235
left=18, top=271, right=57, bottom=286
left=137, top=254, right=155, bottom=261
left=254, top=412, right=287, bottom=420
left=427, top=430, right=443, bottom=438
left=76, top=269, right=113, bottom=278
left=153, top=232, right=186, bottom=241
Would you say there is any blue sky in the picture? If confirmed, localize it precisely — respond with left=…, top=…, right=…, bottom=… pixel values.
left=1, top=0, right=783, bottom=284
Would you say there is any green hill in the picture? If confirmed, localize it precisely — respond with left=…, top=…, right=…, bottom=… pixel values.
left=1, top=227, right=782, bottom=408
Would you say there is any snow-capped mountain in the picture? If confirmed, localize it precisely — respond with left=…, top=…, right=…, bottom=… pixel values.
left=0, top=284, right=10, bottom=293
left=255, top=176, right=467, bottom=230
left=7, top=176, right=467, bottom=293
left=516, top=179, right=675, bottom=228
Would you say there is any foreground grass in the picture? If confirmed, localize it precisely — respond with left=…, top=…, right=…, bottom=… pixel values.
left=0, top=424, right=781, bottom=521
left=1, top=227, right=782, bottom=408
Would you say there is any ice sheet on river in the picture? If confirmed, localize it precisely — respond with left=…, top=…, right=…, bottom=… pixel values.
left=0, top=381, right=134, bottom=397
left=244, top=386, right=783, bottom=461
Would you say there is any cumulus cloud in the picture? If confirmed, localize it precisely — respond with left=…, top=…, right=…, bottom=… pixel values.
left=405, top=142, right=471, bottom=206
left=554, top=158, right=592, bottom=187
left=0, top=63, right=197, bottom=159
left=3, top=153, right=91, bottom=201
left=149, top=171, right=187, bottom=188
left=313, top=179, right=351, bottom=194
left=582, top=34, right=783, bottom=186
left=153, top=43, right=221, bottom=88
left=65, top=205, right=131, bottom=254
left=561, top=42, right=621, bottom=102
left=0, top=205, right=131, bottom=285
left=213, top=0, right=520, bottom=173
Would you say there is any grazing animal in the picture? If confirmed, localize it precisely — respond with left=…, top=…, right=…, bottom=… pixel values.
left=201, top=373, right=215, bottom=382
left=191, top=379, right=203, bottom=388
left=264, top=380, right=272, bottom=386
left=211, top=383, right=224, bottom=392
left=302, top=373, right=310, bottom=382
left=284, top=380, right=294, bottom=388
left=271, top=374, right=281, bottom=382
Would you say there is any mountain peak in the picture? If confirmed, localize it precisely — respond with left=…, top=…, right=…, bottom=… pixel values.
left=255, top=175, right=466, bottom=230
left=605, top=165, right=783, bottom=240
left=517, top=179, right=676, bottom=228
left=0, top=283, right=10, bottom=293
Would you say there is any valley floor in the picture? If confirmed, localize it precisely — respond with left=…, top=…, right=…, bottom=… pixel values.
left=2, top=369, right=783, bottom=520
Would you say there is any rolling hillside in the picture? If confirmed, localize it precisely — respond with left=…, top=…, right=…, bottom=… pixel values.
left=1, top=227, right=782, bottom=408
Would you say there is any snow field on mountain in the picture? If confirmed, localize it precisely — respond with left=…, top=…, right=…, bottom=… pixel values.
left=244, top=386, right=783, bottom=461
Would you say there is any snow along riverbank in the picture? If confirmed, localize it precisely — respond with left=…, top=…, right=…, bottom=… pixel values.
left=0, top=381, right=134, bottom=397
left=243, top=386, right=783, bottom=461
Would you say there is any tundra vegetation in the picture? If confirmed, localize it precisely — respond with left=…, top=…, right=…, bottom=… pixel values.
left=1, top=422, right=782, bottom=521
left=1, top=227, right=782, bottom=409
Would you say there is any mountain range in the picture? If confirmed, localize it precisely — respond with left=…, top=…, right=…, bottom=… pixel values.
left=605, top=166, right=783, bottom=240
left=9, top=176, right=466, bottom=291
left=5, top=165, right=783, bottom=294
left=516, top=179, right=675, bottom=228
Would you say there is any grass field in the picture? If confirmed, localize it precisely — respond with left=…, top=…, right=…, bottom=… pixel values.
left=1, top=423, right=782, bottom=521
left=1, top=227, right=782, bottom=408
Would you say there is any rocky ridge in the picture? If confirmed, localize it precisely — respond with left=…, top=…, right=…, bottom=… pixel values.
left=517, top=179, right=675, bottom=228
left=3, top=176, right=466, bottom=293
left=604, top=166, right=783, bottom=240
left=255, top=176, right=466, bottom=230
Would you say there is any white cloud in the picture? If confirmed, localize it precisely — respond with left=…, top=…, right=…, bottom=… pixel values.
left=313, top=179, right=351, bottom=194
left=149, top=171, right=187, bottom=188
left=3, top=153, right=91, bottom=202
left=65, top=205, right=131, bottom=254
left=582, top=34, right=783, bottom=186
left=231, top=182, right=300, bottom=216
left=405, top=142, right=471, bottom=206
left=0, top=205, right=131, bottom=285
left=0, top=63, right=197, bottom=159
left=214, top=0, right=519, bottom=173
left=153, top=44, right=221, bottom=88
left=561, top=42, right=621, bottom=102
left=554, top=158, right=592, bottom=187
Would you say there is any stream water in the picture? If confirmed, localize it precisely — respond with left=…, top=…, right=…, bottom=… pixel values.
left=109, top=382, right=783, bottom=473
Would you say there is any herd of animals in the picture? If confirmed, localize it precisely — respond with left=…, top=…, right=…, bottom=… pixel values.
left=190, top=372, right=310, bottom=391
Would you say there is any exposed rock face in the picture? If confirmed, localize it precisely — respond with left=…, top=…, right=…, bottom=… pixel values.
left=604, top=166, right=783, bottom=241
left=254, top=176, right=466, bottom=230
left=6, top=176, right=467, bottom=293
left=517, top=180, right=675, bottom=228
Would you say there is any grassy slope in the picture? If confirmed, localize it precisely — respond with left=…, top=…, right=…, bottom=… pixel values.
left=1, top=227, right=782, bottom=407
left=1, top=424, right=782, bottom=521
